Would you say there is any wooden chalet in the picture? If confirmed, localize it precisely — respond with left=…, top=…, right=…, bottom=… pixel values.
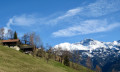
left=1, top=39, right=35, bottom=54
left=2, top=39, right=20, bottom=46
left=19, top=45, right=35, bottom=53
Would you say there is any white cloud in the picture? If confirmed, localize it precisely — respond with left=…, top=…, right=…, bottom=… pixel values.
left=5, top=7, right=82, bottom=28
left=4, top=7, right=82, bottom=28
left=51, top=0, right=120, bottom=37
left=5, top=0, right=120, bottom=27
left=81, top=0, right=120, bottom=17
left=59, top=7, right=82, bottom=19
left=46, top=0, right=120, bottom=25
left=6, top=14, right=39, bottom=27
left=52, top=20, right=120, bottom=37
left=4, top=14, right=45, bottom=33
left=4, top=18, right=13, bottom=34
left=46, top=7, right=82, bottom=25
left=4, top=14, right=43, bottom=36
left=4, top=0, right=120, bottom=38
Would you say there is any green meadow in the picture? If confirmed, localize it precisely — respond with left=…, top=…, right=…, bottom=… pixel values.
left=0, top=45, right=94, bottom=72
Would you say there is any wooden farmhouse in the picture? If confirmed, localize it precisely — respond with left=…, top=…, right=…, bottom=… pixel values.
left=2, top=39, right=20, bottom=47
left=1, top=39, right=35, bottom=54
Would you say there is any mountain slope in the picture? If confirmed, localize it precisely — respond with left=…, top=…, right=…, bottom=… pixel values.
left=54, top=39, right=120, bottom=72
left=0, top=45, right=93, bottom=72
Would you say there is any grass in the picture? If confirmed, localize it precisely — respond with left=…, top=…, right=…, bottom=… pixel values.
left=0, top=45, right=94, bottom=72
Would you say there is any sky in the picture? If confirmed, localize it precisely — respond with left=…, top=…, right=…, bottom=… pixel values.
left=0, top=0, right=120, bottom=46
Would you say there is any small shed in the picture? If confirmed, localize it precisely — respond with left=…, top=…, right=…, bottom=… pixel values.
left=19, top=45, right=35, bottom=53
left=2, top=39, right=20, bottom=46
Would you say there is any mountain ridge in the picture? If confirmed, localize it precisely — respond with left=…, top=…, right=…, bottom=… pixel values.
left=54, top=39, right=120, bottom=72
left=54, top=39, right=120, bottom=53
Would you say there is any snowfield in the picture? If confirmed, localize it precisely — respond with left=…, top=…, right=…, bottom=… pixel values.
left=54, top=39, right=120, bottom=52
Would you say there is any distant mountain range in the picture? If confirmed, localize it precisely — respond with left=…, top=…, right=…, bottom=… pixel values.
left=54, top=39, right=120, bottom=72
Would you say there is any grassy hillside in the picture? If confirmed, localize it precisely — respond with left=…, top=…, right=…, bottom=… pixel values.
left=0, top=45, right=94, bottom=72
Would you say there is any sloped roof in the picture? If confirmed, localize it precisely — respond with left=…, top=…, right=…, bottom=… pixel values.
left=2, top=39, right=20, bottom=42
left=20, top=45, right=34, bottom=49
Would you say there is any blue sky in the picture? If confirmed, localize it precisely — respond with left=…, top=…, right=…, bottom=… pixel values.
left=0, top=0, right=120, bottom=46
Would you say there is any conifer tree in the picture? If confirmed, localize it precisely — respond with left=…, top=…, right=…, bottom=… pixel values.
left=14, top=31, right=18, bottom=39
left=64, top=55, right=70, bottom=66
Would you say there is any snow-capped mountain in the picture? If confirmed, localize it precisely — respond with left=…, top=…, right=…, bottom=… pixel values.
left=54, top=39, right=120, bottom=72
left=54, top=39, right=120, bottom=53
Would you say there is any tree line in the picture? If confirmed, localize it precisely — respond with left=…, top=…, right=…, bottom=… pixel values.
left=0, top=28, right=18, bottom=40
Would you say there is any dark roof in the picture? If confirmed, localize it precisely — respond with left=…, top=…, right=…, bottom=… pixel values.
left=20, top=45, right=34, bottom=49
left=2, top=39, right=20, bottom=43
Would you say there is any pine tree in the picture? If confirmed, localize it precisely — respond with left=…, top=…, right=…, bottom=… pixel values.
left=14, top=31, right=18, bottom=39
left=64, top=55, right=70, bottom=66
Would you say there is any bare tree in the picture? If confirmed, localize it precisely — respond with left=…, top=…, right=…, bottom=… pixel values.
left=7, top=29, right=14, bottom=39
left=75, top=50, right=80, bottom=64
left=37, top=45, right=45, bottom=58
left=29, top=32, right=42, bottom=56
left=53, top=48, right=57, bottom=61
left=34, top=34, right=42, bottom=48
left=69, top=48, right=75, bottom=68
left=29, top=32, right=41, bottom=47
left=46, top=45, right=53, bottom=63
left=52, top=47, right=61, bottom=61
left=86, top=57, right=92, bottom=71
left=22, top=33, right=30, bottom=44
left=0, top=28, right=5, bottom=40
left=96, top=65, right=102, bottom=72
